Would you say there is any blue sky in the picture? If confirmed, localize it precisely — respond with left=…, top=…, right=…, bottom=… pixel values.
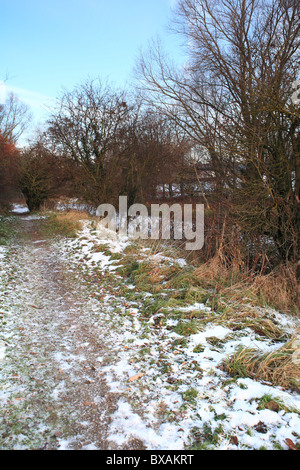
left=0, top=0, right=183, bottom=140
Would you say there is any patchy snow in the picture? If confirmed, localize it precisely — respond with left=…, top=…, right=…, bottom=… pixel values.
left=0, top=246, right=5, bottom=260
left=10, top=203, right=29, bottom=214
left=0, top=214, right=299, bottom=450
left=52, top=220, right=300, bottom=450
left=22, top=214, right=46, bottom=220
left=0, top=341, right=6, bottom=361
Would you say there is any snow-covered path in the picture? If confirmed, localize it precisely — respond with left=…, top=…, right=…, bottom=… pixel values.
left=0, top=212, right=300, bottom=450
left=0, top=216, right=143, bottom=450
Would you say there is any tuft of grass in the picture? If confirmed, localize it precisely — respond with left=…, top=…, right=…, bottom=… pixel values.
left=193, top=344, right=205, bottom=353
left=165, top=267, right=198, bottom=290
left=254, top=394, right=290, bottom=413
left=222, top=335, right=300, bottom=393
left=189, top=423, right=224, bottom=450
left=173, top=321, right=200, bottom=337
left=181, top=388, right=198, bottom=406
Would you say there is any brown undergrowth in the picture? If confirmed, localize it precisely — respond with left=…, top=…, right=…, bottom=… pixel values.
left=114, top=237, right=299, bottom=392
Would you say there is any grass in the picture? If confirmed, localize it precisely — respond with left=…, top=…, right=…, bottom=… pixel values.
left=221, top=334, right=300, bottom=393
left=121, top=239, right=299, bottom=315
left=253, top=394, right=294, bottom=413
left=173, top=321, right=200, bottom=337
left=112, top=237, right=300, bottom=397
left=39, top=211, right=90, bottom=239
left=189, top=423, right=225, bottom=450
left=181, top=388, right=198, bottom=406
left=34, top=212, right=299, bottom=398
left=0, top=216, right=15, bottom=245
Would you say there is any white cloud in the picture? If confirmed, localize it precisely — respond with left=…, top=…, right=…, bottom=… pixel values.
left=4, top=86, right=57, bottom=146
left=5, top=85, right=56, bottom=114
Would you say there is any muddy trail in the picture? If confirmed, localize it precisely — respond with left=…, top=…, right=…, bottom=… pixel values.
left=0, top=214, right=144, bottom=450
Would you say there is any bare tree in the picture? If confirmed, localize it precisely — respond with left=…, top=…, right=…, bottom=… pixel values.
left=0, top=92, right=32, bottom=143
left=47, top=79, right=137, bottom=205
left=137, top=0, right=300, bottom=264
left=119, top=107, right=190, bottom=204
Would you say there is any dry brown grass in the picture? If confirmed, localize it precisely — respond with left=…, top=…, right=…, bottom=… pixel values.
left=222, top=333, right=300, bottom=393
left=41, top=210, right=91, bottom=238
left=227, top=309, right=284, bottom=339
left=190, top=253, right=300, bottom=316
left=122, top=236, right=299, bottom=316
left=251, top=264, right=300, bottom=314
left=55, top=210, right=90, bottom=223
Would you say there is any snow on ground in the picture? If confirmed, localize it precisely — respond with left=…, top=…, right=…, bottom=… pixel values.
left=0, top=246, right=5, bottom=260
left=55, top=218, right=300, bottom=450
left=10, top=203, right=30, bottom=214
left=0, top=214, right=299, bottom=450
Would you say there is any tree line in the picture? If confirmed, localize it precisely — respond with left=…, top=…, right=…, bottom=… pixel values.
left=0, top=0, right=299, bottom=272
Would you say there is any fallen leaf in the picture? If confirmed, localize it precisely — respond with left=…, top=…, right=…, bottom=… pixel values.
left=179, top=361, right=188, bottom=369
left=230, top=436, right=239, bottom=446
left=285, top=438, right=298, bottom=450
left=128, top=373, right=145, bottom=382
left=266, top=400, right=279, bottom=412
